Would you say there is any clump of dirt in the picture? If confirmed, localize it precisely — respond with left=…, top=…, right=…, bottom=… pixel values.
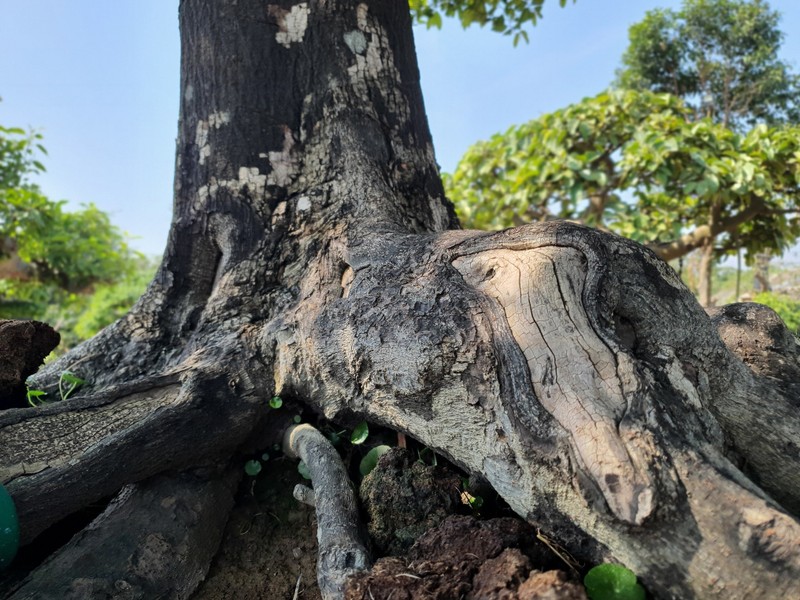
left=345, top=515, right=586, bottom=599
left=192, top=458, right=321, bottom=600
left=0, top=319, right=59, bottom=409
left=359, top=448, right=463, bottom=555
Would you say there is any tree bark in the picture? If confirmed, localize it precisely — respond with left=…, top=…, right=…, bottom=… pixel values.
left=2, top=2, right=800, bottom=599
left=698, top=238, right=714, bottom=306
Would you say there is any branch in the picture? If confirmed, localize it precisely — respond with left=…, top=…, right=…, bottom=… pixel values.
left=651, top=196, right=767, bottom=261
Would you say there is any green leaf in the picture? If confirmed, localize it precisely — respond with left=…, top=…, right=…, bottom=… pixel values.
left=269, top=396, right=283, bottom=409
left=350, top=421, right=369, bottom=445
left=244, top=460, right=262, bottom=476
left=359, top=445, right=392, bottom=476
left=297, top=461, right=312, bottom=480
left=25, top=389, right=47, bottom=407
left=584, top=564, right=646, bottom=600
left=59, top=370, right=87, bottom=401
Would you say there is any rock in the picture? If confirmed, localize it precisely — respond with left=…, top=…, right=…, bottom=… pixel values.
left=0, top=320, right=60, bottom=409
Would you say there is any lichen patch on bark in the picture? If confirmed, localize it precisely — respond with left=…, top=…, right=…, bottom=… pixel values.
left=195, top=111, right=231, bottom=165
left=268, top=3, right=310, bottom=49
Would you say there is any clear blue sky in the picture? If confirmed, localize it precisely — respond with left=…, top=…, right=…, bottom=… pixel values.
left=2, top=0, right=800, bottom=256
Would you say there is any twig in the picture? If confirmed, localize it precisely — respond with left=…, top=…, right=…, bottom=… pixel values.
left=292, top=573, right=302, bottom=600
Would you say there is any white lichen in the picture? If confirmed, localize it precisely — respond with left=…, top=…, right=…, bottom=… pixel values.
left=195, top=111, right=231, bottom=166
left=265, top=128, right=298, bottom=187
left=271, top=3, right=310, bottom=49
left=196, top=166, right=266, bottom=208
left=356, top=3, right=369, bottom=30
left=343, top=30, right=367, bottom=55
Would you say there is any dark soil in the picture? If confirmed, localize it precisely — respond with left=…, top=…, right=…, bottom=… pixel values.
left=360, top=448, right=463, bottom=555
left=345, top=515, right=587, bottom=600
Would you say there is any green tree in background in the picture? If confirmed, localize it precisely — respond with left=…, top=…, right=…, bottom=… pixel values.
left=0, top=121, right=149, bottom=350
left=447, top=0, right=800, bottom=305
left=616, top=0, right=800, bottom=129
left=446, top=90, right=800, bottom=304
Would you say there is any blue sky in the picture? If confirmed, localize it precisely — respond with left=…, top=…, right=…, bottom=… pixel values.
left=2, top=0, right=800, bottom=256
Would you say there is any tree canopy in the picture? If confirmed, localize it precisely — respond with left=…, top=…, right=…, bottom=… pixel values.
left=447, top=89, right=800, bottom=262
left=616, top=0, right=800, bottom=129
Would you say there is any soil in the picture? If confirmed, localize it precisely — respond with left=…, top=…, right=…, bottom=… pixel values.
left=359, top=448, right=464, bottom=556
left=344, top=515, right=587, bottom=600
left=192, top=457, right=321, bottom=600
left=190, top=443, right=587, bottom=600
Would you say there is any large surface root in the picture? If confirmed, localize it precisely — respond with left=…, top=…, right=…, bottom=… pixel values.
left=3, top=469, right=237, bottom=600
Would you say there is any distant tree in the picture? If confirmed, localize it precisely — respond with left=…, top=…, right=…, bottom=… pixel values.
left=616, top=0, right=800, bottom=129
left=446, top=90, right=800, bottom=304
left=0, top=122, right=143, bottom=336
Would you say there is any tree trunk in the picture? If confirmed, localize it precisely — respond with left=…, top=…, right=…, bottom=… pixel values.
left=699, top=238, right=714, bottom=306
left=3, top=2, right=800, bottom=599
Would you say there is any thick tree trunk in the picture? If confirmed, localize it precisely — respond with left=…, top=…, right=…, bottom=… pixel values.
left=2, top=2, right=800, bottom=599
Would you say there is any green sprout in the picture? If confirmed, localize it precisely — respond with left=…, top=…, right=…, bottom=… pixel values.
left=359, top=445, right=391, bottom=476
left=350, top=421, right=369, bottom=445
left=244, top=460, right=262, bottom=477
left=58, top=370, right=86, bottom=401
left=25, top=388, right=48, bottom=407
left=269, top=396, right=283, bottom=409
left=584, top=563, right=646, bottom=600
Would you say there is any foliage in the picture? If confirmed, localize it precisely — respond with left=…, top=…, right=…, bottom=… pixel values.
left=410, top=0, right=574, bottom=45
left=583, top=563, right=645, bottom=600
left=616, top=0, right=800, bottom=129
left=1, top=125, right=137, bottom=292
left=1, top=121, right=152, bottom=351
left=359, top=444, right=392, bottom=476
left=244, top=460, right=263, bottom=477
left=446, top=89, right=800, bottom=262
left=754, top=291, right=800, bottom=333
left=32, top=257, right=157, bottom=353
left=0, top=125, right=46, bottom=189
left=350, top=421, right=370, bottom=445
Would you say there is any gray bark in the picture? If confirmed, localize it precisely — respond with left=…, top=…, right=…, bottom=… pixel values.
left=283, top=424, right=371, bottom=599
left=2, top=1, right=800, bottom=599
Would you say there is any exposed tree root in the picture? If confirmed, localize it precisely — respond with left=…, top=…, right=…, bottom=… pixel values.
left=283, top=424, right=372, bottom=599
left=3, top=469, right=237, bottom=599
left=1, top=372, right=262, bottom=544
